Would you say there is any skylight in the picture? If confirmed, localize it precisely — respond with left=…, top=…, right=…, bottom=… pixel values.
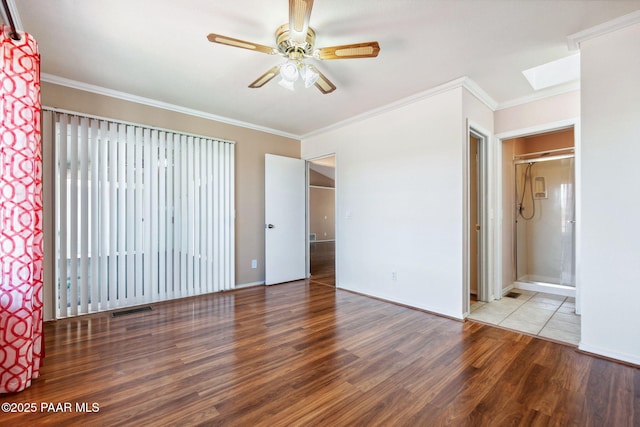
left=522, top=53, right=580, bottom=91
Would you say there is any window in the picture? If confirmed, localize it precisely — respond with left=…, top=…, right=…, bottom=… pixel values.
left=49, top=110, right=234, bottom=318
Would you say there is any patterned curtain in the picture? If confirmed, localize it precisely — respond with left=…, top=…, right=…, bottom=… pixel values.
left=0, top=25, right=43, bottom=393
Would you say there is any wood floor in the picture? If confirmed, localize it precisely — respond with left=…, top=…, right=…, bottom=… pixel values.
left=309, top=241, right=335, bottom=286
left=2, top=281, right=638, bottom=426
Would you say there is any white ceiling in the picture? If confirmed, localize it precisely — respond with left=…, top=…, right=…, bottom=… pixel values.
left=11, top=0, right=640, bottom=138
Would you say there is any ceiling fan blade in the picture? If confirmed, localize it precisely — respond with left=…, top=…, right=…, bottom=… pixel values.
left=289, top=0, right=314, bottom=42
left=308, top=66, right=336, bottom=94
left=249, top=66, right=280, bottom=88
left=207, top=33, right=276, bottom=55
left=315, top=42, right=380, bottom=60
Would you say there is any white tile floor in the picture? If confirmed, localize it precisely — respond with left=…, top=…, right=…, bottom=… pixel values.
left=468, top=290, right=580, bottom=345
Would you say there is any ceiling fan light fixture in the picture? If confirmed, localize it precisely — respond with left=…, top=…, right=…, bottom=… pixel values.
left=278, top=78, right=296, bottom=91
left=300, top=65, right=319, bottom=88
left=280, top=60, right=299, bottom=82
left=207, top=0, right=381, bottom=94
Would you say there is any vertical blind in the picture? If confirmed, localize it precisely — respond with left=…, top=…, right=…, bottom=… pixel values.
left=47, top=110, right=235, bottom=318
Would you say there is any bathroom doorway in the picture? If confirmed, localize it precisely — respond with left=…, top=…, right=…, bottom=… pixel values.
left=466, top=125, right=491, bottom=315
left=308, top=155, right=336, bottom=286
left=507, top=128, right=575, bottom=297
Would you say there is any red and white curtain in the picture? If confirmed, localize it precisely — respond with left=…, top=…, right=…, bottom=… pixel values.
left=0, top=25, right=43, bottom=393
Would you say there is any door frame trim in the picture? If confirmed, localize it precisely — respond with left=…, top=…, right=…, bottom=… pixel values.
left=464, top=121, right=492, bottom=317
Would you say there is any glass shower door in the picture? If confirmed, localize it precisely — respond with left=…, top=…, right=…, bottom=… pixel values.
left=514, top=156, right=575, bottom=287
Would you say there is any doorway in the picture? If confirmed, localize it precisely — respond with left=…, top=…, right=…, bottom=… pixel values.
left=308, top=155, right=336, bottom=286
left=507, top=128, right=575, bottom=297
left=467, top=126, right=490, bottom=314
left=470, top=134, right=480, bottom=303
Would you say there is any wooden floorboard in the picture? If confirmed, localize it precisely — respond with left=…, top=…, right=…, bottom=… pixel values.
left=1, top=281, right=637, bottom=426
left=309, top=241, right=335, bottom=286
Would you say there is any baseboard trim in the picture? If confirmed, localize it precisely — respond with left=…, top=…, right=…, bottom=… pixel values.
left=236, top=281, right=265, bottom=289
left=578, top=343, right=640, bottom=368
left=338, top=285, right=464, bottom=322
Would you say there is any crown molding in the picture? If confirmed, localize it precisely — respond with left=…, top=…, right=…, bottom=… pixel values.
left=462, top=77, right=499, bottom=111
left=40, top=73, right=301, bottom=140
left=496, top=82, right=580, bottom=111
left=567, top=9, right=640, bottom=50
left=302, top=76, right=497, bottom=139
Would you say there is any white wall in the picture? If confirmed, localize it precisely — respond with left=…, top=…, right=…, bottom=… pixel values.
left=303, top=85, right=494, bottom=319
left=463, top=90, right=494, bottom=133
left=579, top=22, right=640, bottom=365
left=495, top=91, right=580, bottom=135
left=303, top=87, right=466, bottom=319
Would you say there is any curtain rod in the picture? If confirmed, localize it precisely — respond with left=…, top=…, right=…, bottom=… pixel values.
left=1, top=0, right=20, bottom=40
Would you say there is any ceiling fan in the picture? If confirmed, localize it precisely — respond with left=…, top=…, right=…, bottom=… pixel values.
left=207, top=0, right=380, bottom=94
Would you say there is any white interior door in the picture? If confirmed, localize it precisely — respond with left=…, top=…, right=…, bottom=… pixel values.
left=265, top=154, right=306, bottom=285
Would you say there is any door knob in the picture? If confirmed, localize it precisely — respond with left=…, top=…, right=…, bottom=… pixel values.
left=266, top=224, right=275, bottom=229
